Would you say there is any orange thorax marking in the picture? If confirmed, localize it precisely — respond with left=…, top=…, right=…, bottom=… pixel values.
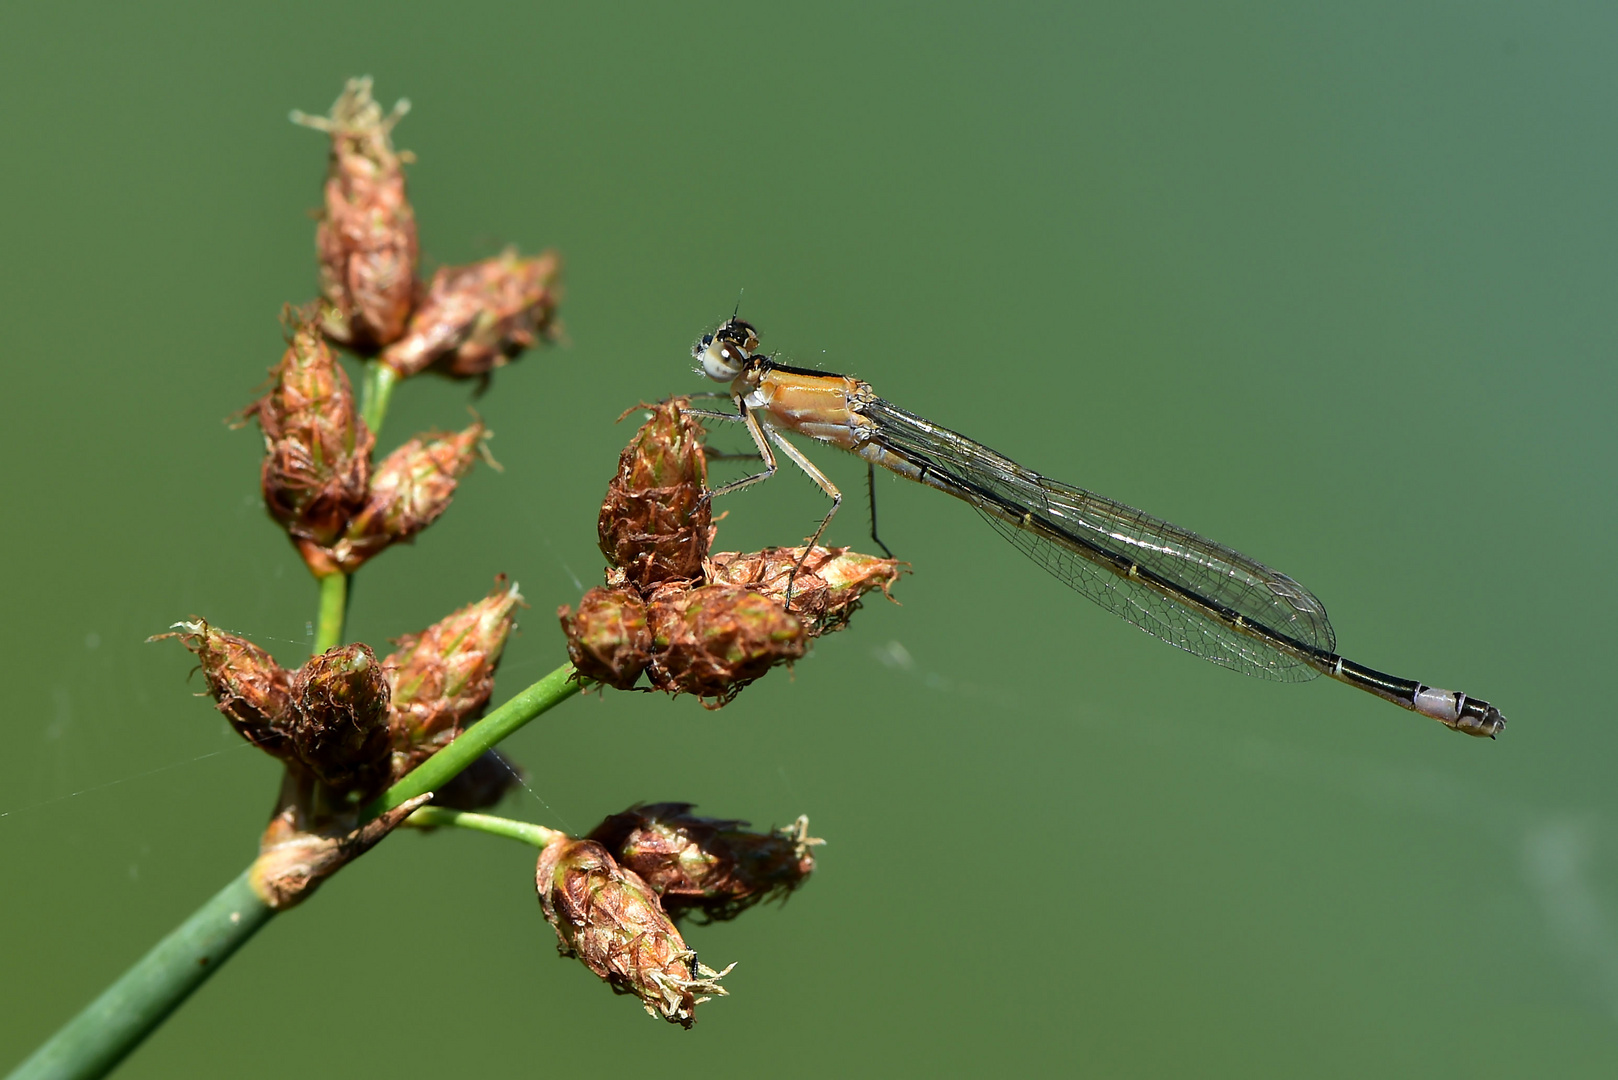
left=743, top=369, right=869, bottom=449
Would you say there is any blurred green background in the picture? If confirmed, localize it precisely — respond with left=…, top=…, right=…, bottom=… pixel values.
left=3, top=1, right=1615, bottom=1075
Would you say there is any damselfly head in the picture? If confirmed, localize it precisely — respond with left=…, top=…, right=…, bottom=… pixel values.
left=715, top=317, right=759, bottom=352
left=693, top=318, right=758, bottom=381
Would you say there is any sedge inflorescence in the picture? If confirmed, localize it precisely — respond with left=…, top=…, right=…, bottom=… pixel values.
left=160, top=579, right=525, bottom=906
left=143, top=77, right=903, bottom=1031
left=160, top=75, right=561, bottom=908
left=532, top=802, right=821, bottom=1026
left=291, top=77, right=559, bottom=368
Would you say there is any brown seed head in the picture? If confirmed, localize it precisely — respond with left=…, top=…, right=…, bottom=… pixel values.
left=380, top=249, right=562, bottom=378
left=645, top=585, right=806, bottom=707
left=557, top=587, right=652, bottom=690
left=535, top=838, right=732, bottom=1027
left=254, top=310, right=375, bottom=575
left=598, top=400, right=712, bottom=592
left=155, top=620, right=295, bottom=758
left=288, top=643, right=393, bottom=795
left=707, top=545, right=905, bottom=636
left=384, top=577, right=523, bottom=778
left=292, top=77, right=418, bottom=351
left=588, top=803, right=822, bottom=923
left=329, top=420, right=492, bottom=573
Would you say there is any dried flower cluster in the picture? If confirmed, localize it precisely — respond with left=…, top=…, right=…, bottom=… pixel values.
left=290, top=76, right=418, bottom=351
left=252, top=307, right=492, bottom=577
left=254, top=315, right=376, bottom=566
left=168, top=622, right=293, bottom=756
left=596, top=399, right=713, bottom=589
left=160, top=577, right=522, bottom=905
left=588, top=803, right=822, bottom=923
left=293, top=77, right=560, bottom=370
left=560, top=399, right=905, bottom=706
left=164, top=579, right=520, bottom=802
left=543, top=398, right=889, bottom=1023
left=331, top=422, right=496, bottom=572
left=536, top=838, right=733, bottom=1027
left=382, top=248, right=562, bottom=378
left=531, top=802, right=819, bottom=1024
left=249, top=76, right=561, bottom=579
left=286, top=642, right=393, bottom=794
left=386, top=577, right=524, bottom=775
left=150, top=78, right=567, bottom=920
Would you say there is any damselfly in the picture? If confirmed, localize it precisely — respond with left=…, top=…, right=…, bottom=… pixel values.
left=687, top=317, right=1506, bottom=738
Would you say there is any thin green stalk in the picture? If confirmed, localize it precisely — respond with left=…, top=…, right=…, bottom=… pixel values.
left=319, top=359, right=397, bottom=659
left=9, top=660, right=582, bottom=1080
left=359, top=359, right=398, bottom=436
left=311, top=572, right=347, bottom=655
left=5, top=869, right=273, bottom=1080
left=407, top=806, right=562, bottom=848
left=367, top=660, right=582, bottom=815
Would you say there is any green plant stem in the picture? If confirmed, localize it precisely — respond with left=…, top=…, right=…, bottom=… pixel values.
left=5, top=869, right=273, bottom=1080
left=407, top=806, right=563, bottom=848
left=312, top=572, right=347, bottom=655
left=359, top=359, right=397, bottom=436
left=9, top=660, right=582, bottom=1080
left=366, top=660, right=582, bottom=815
left=318, top=359, right=397, bottom=658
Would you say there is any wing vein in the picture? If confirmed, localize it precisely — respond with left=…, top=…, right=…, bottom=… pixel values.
left=857, top=397, right=1335, bottom=682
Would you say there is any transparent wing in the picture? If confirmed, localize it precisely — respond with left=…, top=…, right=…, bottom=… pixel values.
left=859, top=398, right=1335, bottom=681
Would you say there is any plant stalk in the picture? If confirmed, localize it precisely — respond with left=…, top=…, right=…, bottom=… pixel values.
left=5, top=869, right=272, bottom=1080
left=407, top=806, right=563, bottom=848
left=366, top=661, right=581, bottom=815
left=311, top=572, right=348, bottom=655
left=359, top=359, right=397, bottom=436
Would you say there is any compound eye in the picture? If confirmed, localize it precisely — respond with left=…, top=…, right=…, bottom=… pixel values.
left=697, top=339, right=745, bottom=381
